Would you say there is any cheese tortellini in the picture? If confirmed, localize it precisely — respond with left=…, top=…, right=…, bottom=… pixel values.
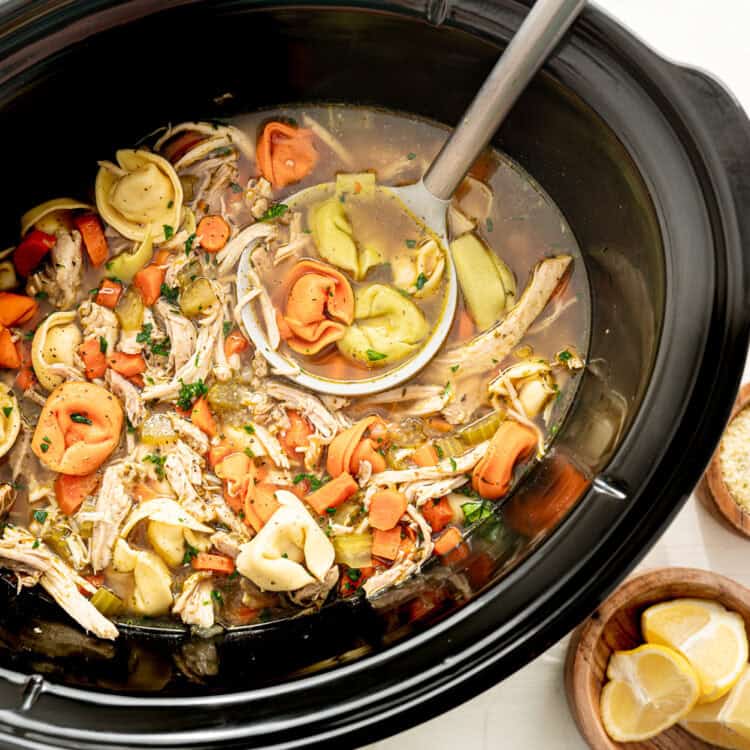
left=337, top=283, right=429, bottom=367
left=95, top=149, right=182, bottom=242
left=0, top=388, right=20, bottom=459
left=391, top=238, right=445, bottom=298
left=112, top=538, right=173, bottom=617
left=31, top=311, right=82, bottom=391
left=20, top=197, right=93, bottom=236
left=236, top=490, right=335, bottom=591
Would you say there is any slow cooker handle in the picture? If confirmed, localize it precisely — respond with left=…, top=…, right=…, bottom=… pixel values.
left=423, top=0, right=586, bottom=200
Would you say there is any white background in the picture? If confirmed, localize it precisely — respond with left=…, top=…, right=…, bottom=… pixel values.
left=364, top=2, right=750, bottom=748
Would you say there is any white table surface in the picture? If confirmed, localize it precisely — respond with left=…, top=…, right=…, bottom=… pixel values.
left=365, top=2, right=750, bottom=748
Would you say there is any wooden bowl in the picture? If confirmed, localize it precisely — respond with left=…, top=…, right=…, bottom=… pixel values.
left=565, top=567, right=750, bottom=750
left=705, top=383, right=750, bottom=537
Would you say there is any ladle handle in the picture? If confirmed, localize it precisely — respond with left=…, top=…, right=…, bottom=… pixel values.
left=423, top=0, right=586, bottom=200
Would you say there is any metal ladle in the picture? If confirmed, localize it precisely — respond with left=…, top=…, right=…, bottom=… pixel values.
left=239, top=0, right=586, bottom=396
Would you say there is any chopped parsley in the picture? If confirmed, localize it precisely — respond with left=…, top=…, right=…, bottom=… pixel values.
left=40, top=436, right=51, bottom=453
left=244, top=447, right=255, bottom=458
left=150, top=338, right=171, bottom=357
left=163, top=224, right=174, bottom=240
left=2, top=406, right=12, bottom=418
left=293, top=473, right=324, bottom=491
left=211, top=589, right=224, bottom=604
left=450, top=364, right=460, bottom=373
left=211, top=146, right=234, bottom=158
left=176, top=378, right=208, bottom=411
left=223, top=321, right=232, bottom=338
left=182, top=544, right=199, bottom=565
left=34, top=291, right=48, bottom=300
left=462, top=500, right=494, bottom=525
left=167, top=200, right=174, bottom=209
left=325, top=507, right=336, bottom=515
left=348, top=568, right=362, bottom=581
left=407, top=152, right=416, bottom=160
left=259, top=203, right=289, bottom=222
left=32, top=539, right=40, bottom=549
left=366, top=349, right=387, bottom=362
left=160, top=283, right=179, bottom=304
left=33, top=510, right=48, bottom=524
left=449, top=457, right=457, bottom=472
left=98, top=336, right=108, bottom=354
left=126, top=417, right=135, bottom=434
left=230, top=181, right=243, bottom=194
left=70, top=412, right=92, bottom=425
left=405, top=239, right=417, bottom=249
left=415, top=272, right=428, bottom=290
left=185, top=233, right=197, bottom=255
left=435, top=444, right=445, bottom=459
left=136, top=323, right=153, bottom=345
left=558, top=350, right=573, bottom=362
left=243, top=424, right=255, bottom=435
left=486, top=218, right=494, bottom=233
left=143, top=453, right=166, bottom=480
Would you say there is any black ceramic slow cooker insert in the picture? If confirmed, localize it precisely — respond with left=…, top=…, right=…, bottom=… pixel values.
left=0, top=1, right=749, bottom=748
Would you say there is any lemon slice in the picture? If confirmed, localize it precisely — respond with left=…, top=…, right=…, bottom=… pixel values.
left=600, top=644, right=701, bottom=742
left=681, top=665, right=750, bottom=749
left=642, top=598, right=748, bottom=703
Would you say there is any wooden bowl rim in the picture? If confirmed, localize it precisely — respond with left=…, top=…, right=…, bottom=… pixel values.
left=565, top=567, right=750, bottom=750
left=705, top=382, right=750, bottom=538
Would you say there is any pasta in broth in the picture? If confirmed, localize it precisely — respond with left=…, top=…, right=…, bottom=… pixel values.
left=0, top=105, right=588, bottom=640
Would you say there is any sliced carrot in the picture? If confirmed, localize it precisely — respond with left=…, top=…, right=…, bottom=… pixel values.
left=215, top=452, right=252, bottom=512
left=197, top=215, right=231, bottom=253
left=209, top=438, right=244, bottom=469
left=0, top=327, right=20, bottom=369
left=190, top=397, right=217, bottom=437
left=73, top=214, right=109, bottom=267
left=372, top=527, right=402, bottom=561
left=0, top=293, right=38, bottom=326
left=472, top=421, right=537, bottom=500
left=14, top=340, right=34, bottom=389
left=422, top=497, right=454, bottom=534
left=55, top=472, right=99, bottom=515
left=224, top=328, right=249, bottom=358
left=412, top=443, right=439, bottom=468
left=306, top=472, right=359, bottom=515
left=457, top=308, right=475, bottom=341
left=133, top=263, right=166, bottom=307
left=78, top=338, right=107, bottom=380
left=434, top=527, right=464, bottom=556
left=14, top=229, right=56, bottom=277
left=368, top=489, right=407, bottom=531
left=128, top=373, right=145, bottom=389
left=244, top=482, right=280, bottom=533
left=428, top=417, right=454, bottom=434
left=95, top=279, right=123, bottom=309
left=133, top=481, right=163, bottom=503
left=107, top=352, right=146, bottom=378
left=279, top=409, right=313, bottom=461
left=339, top=565, right=375, bottom=597
left=191, top=552, right=235, bottom=575
left=326, top=416, right=384, bottom=477
left=257, top=121, right=318, bottom=189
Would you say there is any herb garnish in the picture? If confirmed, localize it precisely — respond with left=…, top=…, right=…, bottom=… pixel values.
left=415, top=272, right=428, bottom=291
left=405, top=239, right=417, bottom=249
left=160, top=283, right=179, bottom=304
left=558, top=350, right=572, bottom=362
left=462, top=500, right=494, bottom=525
left=176, top=378, right=208, bottom=411
left=293, top=473, right=324, bottom=491
left=70, top=413, right=92, bottom=425
left=366, top=349, right=387, bottom=362
left=144, top=453, right=166, bottom=480
left=98, top=336, right=108, bottom=354
left=2, top=406, right=12, bottom=418
left=185, top=233, right=197, bottom=255
left=182, top=544, right=198, bottom=565
left=33, top=510, right=48, bottom=524
left=259, top=203, right=289, bottom=222
left=163, top=224, right=174, bottom=240
left=223, top=321, right=232, bottom=338
left=211, top=589, right=224, bottom=604
left=230, top=181, right=243, bottom=193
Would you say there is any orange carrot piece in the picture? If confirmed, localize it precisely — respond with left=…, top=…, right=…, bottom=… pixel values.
left=457, top=308, right=475, bottom=341
left=133, top=482, right=163, bottom=503
left=55, top=472, right=99, bottom=515
left=133, top=264, right=166, bottom=307
left=0, top=327, right=20, bottom=369
left=244, top=482, right=280, bottom=533
left=197, top=215, right=231, bottom=253
left=257, top=121, right=318, bottom=189
left=422, top=497, right=455, bottom=534
left=368, top=489, right=408, bottom=531
left=412, top=443, right=439, bottom=467
left=428, top=417, right=454, bottom=434
left=0, top=293, right=38, bottom=326
left=79, top=338, right=107, bottom=380
left=224, top=328, right=249, bottom=358
left=472, top=421, right=537, bottom=500
left=95, top=279, right=123, bottom=309
left=326, top=416, right=380, bottom=477
left=73, top=214, right=109, bottom=267
left=15, top=340, right=34, bottom=389
left=209, top=438, right=244, bottom=469
left=191, top=553, right=235, bottom=575
left=371, top=527, right=402, bottom=561
left=107, top=352, right=146, bottom=377
left=190, top=397, right=217, bottom=437
left=434, top=527, right=464, bottom=556
left=280, top=409, right=313, bottom=460
left=306, top=472, right=359, bottom=515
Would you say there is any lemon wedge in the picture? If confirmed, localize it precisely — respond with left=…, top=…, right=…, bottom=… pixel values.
left=600, top=643, right=701, bottom=742
left=642, top=598, right=748, bottom=703
left=681, top=665, right=750, bottom=749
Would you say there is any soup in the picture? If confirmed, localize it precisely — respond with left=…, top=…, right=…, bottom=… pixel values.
left=0, top=105, right=588, bottom=639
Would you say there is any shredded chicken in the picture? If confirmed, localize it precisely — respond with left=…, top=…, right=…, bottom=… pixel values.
left=172, top=572, right=215, bottom=629
left=154, top=300, right=197, bottom=373
left=26, top=230, right=83, bottom=309
left=90, top=464, right=134, bottom=571
left=216, top=222, right=276, bottom=277
left=106, top=369, right=145, bottom=427
left=79, top=301, right=119, bottom=353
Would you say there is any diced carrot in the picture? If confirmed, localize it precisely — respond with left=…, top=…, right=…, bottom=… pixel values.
left=257, top=121, right=318, bottom=189
left=466, top=552, right=495, bottom=589
left=279, top=409, right=312, bottom=461
left=73, top=214, right=109, bottom=267
left=54, top=472, right=100, bottom=515
left=412, top=443, right=439, bottom=468
left=0, top=293, right=38, bottom=326
left=472, top=421, right=537, bottom=500
left=224, top=328, right=249, bottom=358
left=368, top=489, right=408, bottom=531
left=95, top=279, right=123, bottom=309
left=371, top=527, right=402, bottom=561
left=190, top=396, right=217, bottom=437
left=428, top=417, right=454, bottom=434
left=209, top=438, right=244, bottom=469
left=133, top=482, right=162, bottom=503
left=107, top=351, right=146, bottom=377
left=78, top=338, right=107, bottom=380
left=306, top=472, right=359, bottom=515
left=14, top=229, right=56, bottom=276
left=133, top=262, right=167, bottom=307
left=15, top=340, right=34, bottom=390
left=162, top=131, right=206, bottom=162
left=128, top=374, right=145, bottom=388
left=327, top=416, right=383, bottom=477
left=434, top=527, right=465, bottom=556
left=457, top=308, right=475, bottom=341
left=84, top=573, right=105, bottom=588
left=197, top=215, right=231, bottom=253
left=0, top=327, right=20, bottom=369
left=422, top=497, right=454, bottom=534
left=350, top=438, right=387, bottom=474
left=244, top=482, right=280, bottom=533
left=234, top=606, right=260, bottom=623
left=191, top=553, right=235, bottom=575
